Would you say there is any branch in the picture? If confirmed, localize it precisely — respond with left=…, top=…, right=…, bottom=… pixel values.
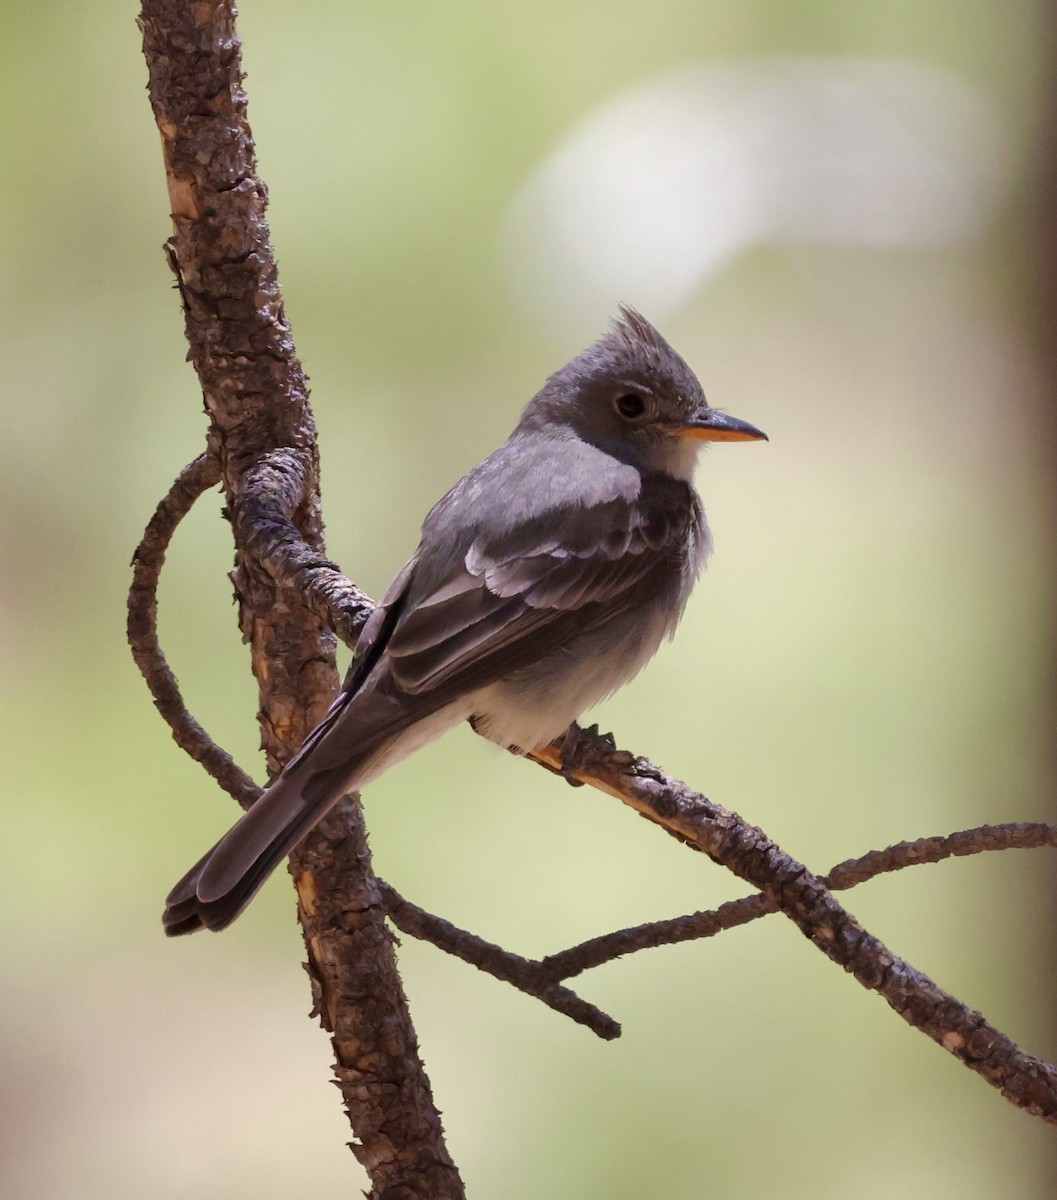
left=379, top=883, right=620, bottom=1038
left=825, top=822, right=1057, bottom=888
left=128, top=452, right=260, bottom=809
left=539, top=821, right=1057, bottom=980
left=137, top=3, right=462, bottom=1195
left=233, top=454, right=373, bottom=650
left=531, top=731, right=1057, bottom=1122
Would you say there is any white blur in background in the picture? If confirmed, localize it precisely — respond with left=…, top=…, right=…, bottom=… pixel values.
left=502, top=59, right=1008, bottom=331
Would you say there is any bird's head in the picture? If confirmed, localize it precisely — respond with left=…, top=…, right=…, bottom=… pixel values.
left=519, top=306, right=766, bottom=479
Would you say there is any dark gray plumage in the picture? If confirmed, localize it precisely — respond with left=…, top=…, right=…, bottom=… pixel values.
left=163, top=308, right=766, bottom=935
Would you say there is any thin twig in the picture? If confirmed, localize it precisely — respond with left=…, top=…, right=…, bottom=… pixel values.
left=540, top=821, right=1057, bottom=979
left=539, top=894, right=774, bottom=980
left=379, top=883, right=620, bottom=1038
left=128, top=453, right=262, bottom=810
left=825, top=822, right=1057, bottom=888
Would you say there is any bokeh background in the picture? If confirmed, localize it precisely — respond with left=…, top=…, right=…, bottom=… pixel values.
left=2, top=1, right=1055, bottom=1196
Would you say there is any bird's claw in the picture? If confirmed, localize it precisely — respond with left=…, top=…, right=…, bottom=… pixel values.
left=559, top=760, right=585, bottom=788
left=583, top=723, right=617, bottom=751
left=558, top=726, right=587, bottom=787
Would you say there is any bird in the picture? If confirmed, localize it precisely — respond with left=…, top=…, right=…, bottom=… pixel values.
left=163, top=307, right=766, bottom=935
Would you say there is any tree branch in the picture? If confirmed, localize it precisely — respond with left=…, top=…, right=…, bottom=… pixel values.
left=531, top=732, right=1057, bottom=1121
left=538, top=821, right=1057, bottom=979
left=379, top=883, right=621, bottom=1038
left=128, top=452, right=260, bottom=809
left=137, top=3, right=462, bottom=1195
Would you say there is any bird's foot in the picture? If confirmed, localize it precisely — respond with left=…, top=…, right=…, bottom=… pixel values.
left=556, top=723, right=614, bottom=786
left=551, top=726, right=582, bottom=786
left=582, top=722, right=617, bottom=752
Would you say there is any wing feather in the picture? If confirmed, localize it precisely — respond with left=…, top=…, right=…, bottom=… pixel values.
left=386, top=474, right=698, bottom=699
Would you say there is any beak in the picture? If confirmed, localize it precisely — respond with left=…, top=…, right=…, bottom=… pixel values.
left=676, top=409, right=768, bottom=443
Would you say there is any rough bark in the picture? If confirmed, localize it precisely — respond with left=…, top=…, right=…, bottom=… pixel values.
left=138, top=3, right=462, bottom=1194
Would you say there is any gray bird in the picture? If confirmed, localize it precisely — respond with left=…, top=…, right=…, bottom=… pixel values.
left=163, top=308, right=766, bottom=935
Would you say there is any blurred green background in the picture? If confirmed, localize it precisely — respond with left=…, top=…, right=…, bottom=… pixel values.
left=2, top=1, right=1055, bottom=1196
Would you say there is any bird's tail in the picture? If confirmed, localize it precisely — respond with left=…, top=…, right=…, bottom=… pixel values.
left=162, top=750, right=369, bottom=936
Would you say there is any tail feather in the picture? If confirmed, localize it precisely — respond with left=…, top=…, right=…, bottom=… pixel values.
left=161, top=660, right=468, bottom=936
left=162, top=755, right=367, bottom=936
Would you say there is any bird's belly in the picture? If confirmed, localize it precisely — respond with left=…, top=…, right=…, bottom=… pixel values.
left=470, top=600, right=677, bottom=752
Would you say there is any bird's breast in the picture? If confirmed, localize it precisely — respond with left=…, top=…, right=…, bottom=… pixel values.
left=470, top=560, right=698, bottom=753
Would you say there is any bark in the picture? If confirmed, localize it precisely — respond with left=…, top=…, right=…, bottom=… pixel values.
left=138, top=3, right=462, bottom=1194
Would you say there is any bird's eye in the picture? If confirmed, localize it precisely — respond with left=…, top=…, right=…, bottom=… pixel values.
left=614, top=394, right=646, bottom=420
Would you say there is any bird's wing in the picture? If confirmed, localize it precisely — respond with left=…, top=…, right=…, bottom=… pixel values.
left=384, top=474, right=698, bottom=702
